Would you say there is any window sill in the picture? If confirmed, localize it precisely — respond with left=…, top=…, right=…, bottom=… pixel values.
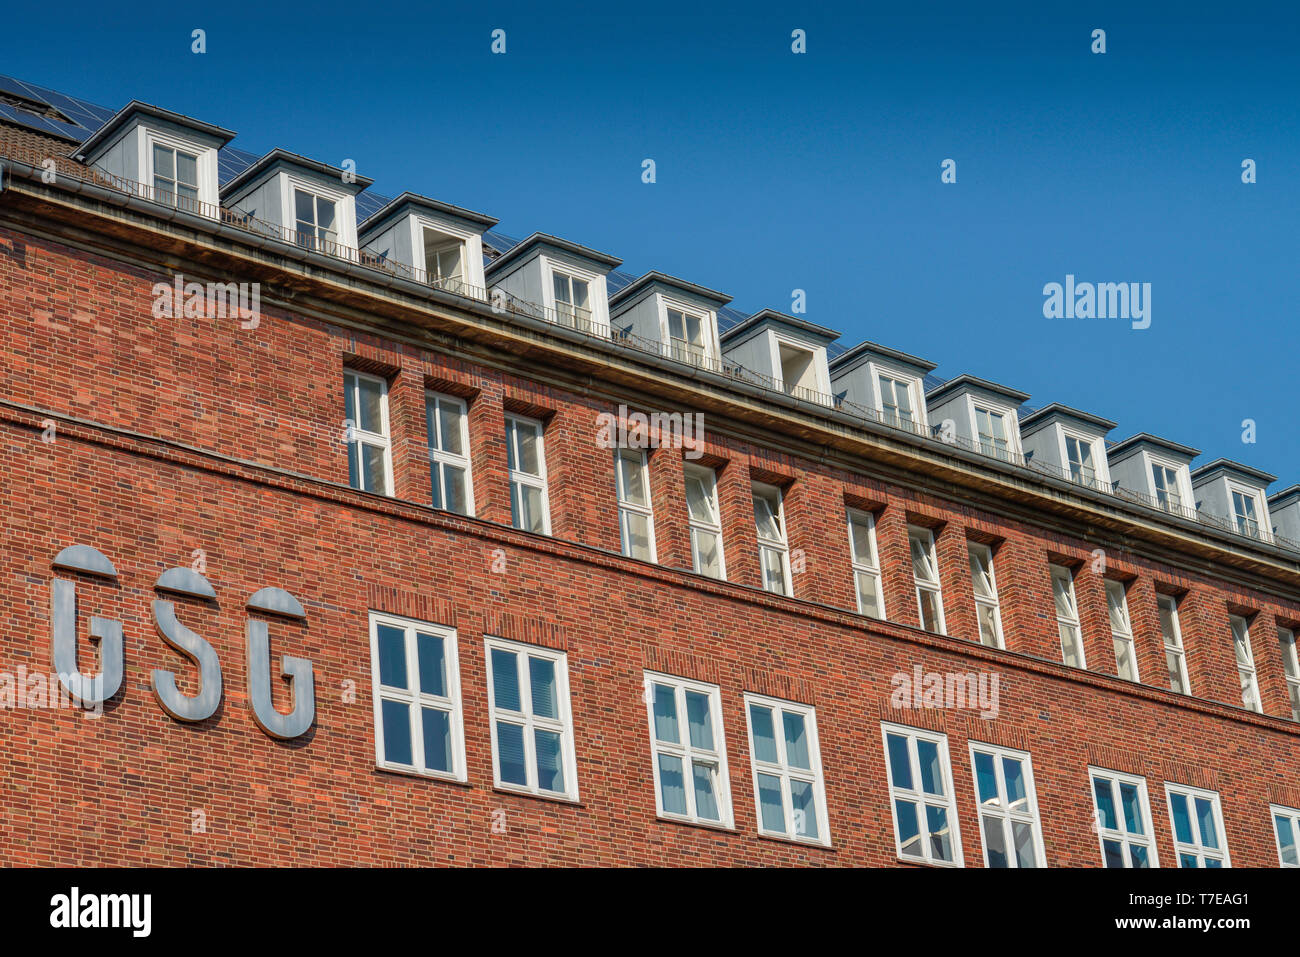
left=492, top=785, right=583, bottom=808
left=756, top=831, right=835, bottom=852
left=375, top=764, right=471, bottom=787
left=655, top=814, right=736, bottom=835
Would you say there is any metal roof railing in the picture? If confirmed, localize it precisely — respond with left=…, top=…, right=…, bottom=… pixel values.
left=3, top=136, right=1299, bottom=558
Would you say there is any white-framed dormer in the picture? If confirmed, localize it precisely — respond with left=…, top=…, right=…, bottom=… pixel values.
left=925, top=375, right=1030, bottom=463
left=719, top=310, right=838, bottom=406
left=485, top=233, right=621, bottom=338
left=74, top=101, right=234, bottom=215
left=609, top=271, right=730, bottom=368
left=1019, top=403, right=1116, bottom=490
left=358, top=192, right=497, bottom=300
left=1108, top=434, right=1199, bottom=516
left=1191, top=459, right=1276, bottom=542
left=829, top=340, right=936, bottom=432
left=219, top=148, right=373, bottom=255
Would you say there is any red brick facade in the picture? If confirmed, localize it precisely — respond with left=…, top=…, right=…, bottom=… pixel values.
left=2, top=190, right=1299, bottom=867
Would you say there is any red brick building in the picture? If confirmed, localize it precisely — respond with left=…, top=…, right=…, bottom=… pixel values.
left=1, top=77, right=1298, bottom=868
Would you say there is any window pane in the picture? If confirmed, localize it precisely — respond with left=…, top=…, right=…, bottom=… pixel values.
left=756, top=773, right=786, bottom=833
left=442, top=464, right=469, bottom=515
left=175, top=150, right=198, bottom=186
left=438, top=402, right=465, bottom=455
left=895, top=800, right=922, bottom=857
left=1120, top=783, right=1144, bottom=835
left=652, top=684, right=679, bottom=743
left=529, top=656, right=558, bottom=719
left=790, top=778, right=819, bottom=839
left=1130, top=844, right=1150, bottom=868
left=496, top=721, right=527, bottom=786
left=969, top=547, right=994, bottom=598
left=749, top=705, right=778, bottom=764
left=552, top=272, right=569, bottom=304
left=974, top=751, right=998, bottom=805
left=491, top=649, right=520, bottom=711
left=622, top=510, right=653, bottom=560
left=886, top=734, right=913, bottom=791
left=694, top=529, right=722, bottom=577
left=926, top=805, right=954, bottom=862
left=154, top=144, right=174, bottom=179
left=984, top=815, right=1008, bottom=867
left=361, top=442, right=387, bottom=494
left=1102, top=839, right=1125, bottom=868
left=294, top=189, right=314, bottom=225
left=753, top=492, right=781, bottom=540
left=1060, top=623, right=1084, bottom=667
left=617, top=452, right=648, bottom=506
left=685, top=691, right=713, bottom=751
left=1195, top=798, right=1219, bottom=849
left=685, top=474, right=715, bottom=523
left=534, top=728, right=565, bottom=793
left=316, top=197, right=336, bottom=232
left=917, top=739, right=944, bottom=796
left=516, top=483, right=545, bottom=533
left=691, top=761, right=720, bottom=821
left=381, top=699, right=412, bottom=765
left=416, top=632, right=446, bottom=697
left=515, top=423, right=540, bottom=474
left=657, top=754, right=687, bottom=815
left=347, top=439, right=359, bottom=490
left=1170, top=793, right=1193, bottom=844
left=376, top=624, right=407, bottom=688
left=1012, top=820, right=1037, bottom=867
left=977, top=604, right=1000, bottom=645
left=1166, top=649, right=1186, bottom=693
left=421, top=707, right=452, bottom=772
left=850, top=515, right=876, bottom=564
left=1276, top=815, right=1298, bottom=865
left=1002, top=757, right=1027, bottom=811
left=856, top=571, right=882, bottom=618
left=782, top=711, right=810, bottom=770
left=1179, top=852, right=1199, bottom=868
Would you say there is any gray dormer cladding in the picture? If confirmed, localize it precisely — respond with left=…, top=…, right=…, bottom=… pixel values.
left=358, top=192, right=497, bottom=296
left=829, top=340, right=937, bottom=426
left=1107, top=433, right=1200, bottom=505
left=719, top=310, right=840, bottom=403
left=1191, top=458, right=1277, bottom=537
left=1269, top=486, right=1300, bottom=544
left=220, top=148, right=373, bottom=247
left=486, top=232, right=621, bottom=335
left=1019, top=403, right=1118, bottom=485
left=609, top=271, right=730, bottom=363
left=926, top=374, right=1031, bottom=456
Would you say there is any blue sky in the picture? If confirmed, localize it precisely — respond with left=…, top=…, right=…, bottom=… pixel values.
left=6, top=1, right=1300, bottom=484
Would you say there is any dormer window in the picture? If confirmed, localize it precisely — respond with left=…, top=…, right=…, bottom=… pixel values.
left=152, top=143, right=199, bottom=212
left=294, top=188, right=338, bottom=250
left=425, top=228, right=466, bottom=288
left=878, top=374, right=914, bottom=426
left=974, top=406, right=1011, bottom=460
left=1230, top=487, right=1262, bottom=538
left=667, top=307, right=707, bottom=366
left=553, top=270, right=592, bottom=332
left=778, top=343, right=819, bottom=397
left=1064, top=434, right=1096, bottom=484
left=1151, top=462, right=1182, bottom=511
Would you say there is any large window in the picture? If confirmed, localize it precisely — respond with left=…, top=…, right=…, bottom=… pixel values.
left=1063, top=433, right=1096, bottom=485
left=1158, top=594, right=1190, bottom=694
left=877, top=374, right=914, bottom=427
left=968, top=543, right=1004, bottom=648
left=1089, top=768, right=1156, bottom=868
left=368, top=612, right=466, bottom=781
left=847, top=510, right=884, bottom=619
left=974, top=406, right=1011, bottom=460
left=744, top=695, right=830, bottom=845
left=615, top=448, right=656, bottom=562
left=552, top=270, right=592, bottom=331
left=1230, top=614, right=1261, bottom=712
left=505, top=415, right=550, bottom=535
left=294, top=187, right=338, bottom=250
left=969, top=743, right=1044, bottom=868
left=684, top=464, right=726, bottom=579
left=1165, top=784, right=1229, bottom=867
left=644, top=673, right=732, bottom=828
left=1271, top=804, right=1300, bottom=867
left=1230, top=487, right=1262, bottom=538
left=752, top=482, right=791, bottom=596
left=1151, top=462, right=1183, bottom=511
left=344, top=370, right=392, bottom=495
left=425, top=392, right=472, bottom=515
left=1105, top=580, right=1138, bottom=682
left=908, top=526, right=945, bottom=634
left=152, top=143, right=199, bottom=211
left=1279, top=627, right=1300, bottom=721
left=1050, top=564, right=1085, bottom=668
left=666, top=307, right=707, bottom=366
left=424, top=227, right=465, bottom=290
left=485, top=638, right=577, bottom=800
left=882, top=724, right=961, bottom=866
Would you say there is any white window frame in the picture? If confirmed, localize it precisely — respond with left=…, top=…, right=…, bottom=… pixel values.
left=614, top=448, right=657, bottom=562
left=551, top=267, right=594, bottom=331
left=484, top=636, right=578, bottom=801
left=140, top=126, right=220, bottom=209
left=1105, top=580, right=1139, bottom=682
left=1146, top=453, right=1192, bottom=513
left=908, top=525, right=946, bottom=635
left=766, top=330, right=832, bottom=400
left=1088, top=767, right=1158, bottom=868
left=504, top=413, right=552, bottom=536
left=1050, top=564, right=1086, bottom=668
left=425, top=390, right=474, bottom=516
left=847, top=509, right=885, bottom=619
left=1278, top=626, right=1300, bottom=721
left=881, top=722, right=963, bottom=867
left=753, top=481, right=792, bottom=596
left=1164, top=783, right=1230, bottom=868
left=684, top=464, right=727, bottom=580
left=368, top=611, right=466, bottom=782
left=642, top=672, right=734, bottom=828
left=867, top=360, right=929, bottom=430
left=876, top=372, right=917, bottom=428
left=1158, top=594, right=1190, bottom=695
left=968, top=542, right=1004, bottom=649
left=1058, top=427, right=1109, bottom=487
left=1230, top=613, right=1262, bottom=713
left=291, top=184, right=340, bottom=249
left=658, top=296, right=716, bottom=367
left=744, top=693, right=831, bottom=846
left=281, top=171, right=356, bottom=248
left=968, top=742, right=1046, bottom=868
left=966, top=397, right=1021, bottom=461
left=1227, top=481, right=1266, bottom=539
left=1270, top=803, right=1300, bottom=868
left=343, top=369, right=394, bottom=496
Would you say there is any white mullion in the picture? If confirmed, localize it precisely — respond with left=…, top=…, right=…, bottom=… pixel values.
left=676, top=685, right=698, bottom=820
